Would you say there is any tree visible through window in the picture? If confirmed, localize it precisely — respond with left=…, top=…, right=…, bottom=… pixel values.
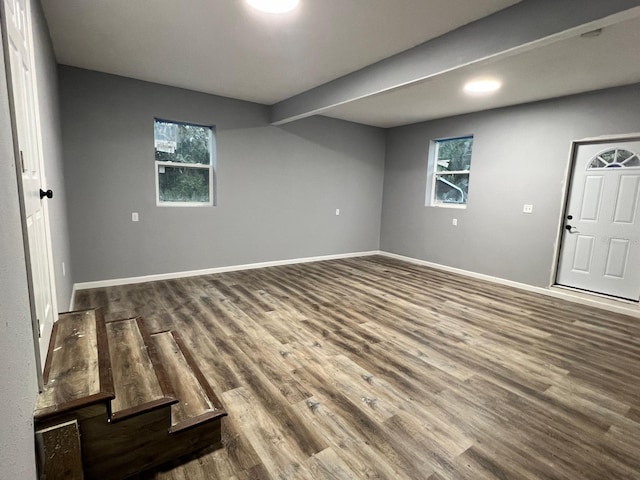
left=429, top=136, right=473, bottom=206
left=154, top=119, right=216, bottom=206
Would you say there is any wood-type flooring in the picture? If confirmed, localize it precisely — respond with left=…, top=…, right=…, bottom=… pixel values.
left=74, top=255, right=640, bottom=480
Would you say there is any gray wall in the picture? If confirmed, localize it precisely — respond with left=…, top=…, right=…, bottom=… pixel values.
left=0, top=22, right=38, bottom=480
left=381, top=84, right=640, bottom=287
left=59, top=67, right=385, bottom=283
left=32, top=0, right=73, bottom=309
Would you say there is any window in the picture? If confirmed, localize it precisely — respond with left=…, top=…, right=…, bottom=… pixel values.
left=587, top=148, right=640, bottom=169
left=427, top=136, right=473, bottom=207
left=154, top=119, right=216, bottom=206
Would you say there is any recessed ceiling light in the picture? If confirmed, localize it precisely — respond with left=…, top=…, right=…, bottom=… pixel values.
left=246, top=0, right=299, bottom=14
left=463, top=78, right=502, bottom=95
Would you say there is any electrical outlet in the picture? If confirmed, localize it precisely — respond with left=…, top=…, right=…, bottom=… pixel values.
left=132, top=212, right=139, bottom=222
left=335, top=209, right=340, bottom=216
left=452, top=218, right=458, bottom=226
left=523, top=204, right=534, bottom=214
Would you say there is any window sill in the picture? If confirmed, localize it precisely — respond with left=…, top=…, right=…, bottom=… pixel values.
left=428, top=203, right=467, bottom=209
left=156, top=202, right=214, bottom=207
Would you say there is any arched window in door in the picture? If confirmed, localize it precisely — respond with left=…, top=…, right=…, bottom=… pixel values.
left=588, top=148, right=640, bottom=169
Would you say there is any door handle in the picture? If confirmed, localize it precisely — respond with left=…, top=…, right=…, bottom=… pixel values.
left=565, top=225, right=579, bottom=233
left=39, top=189, right=53, bottom=199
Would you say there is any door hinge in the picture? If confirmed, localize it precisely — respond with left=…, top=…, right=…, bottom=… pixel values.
left=37, top=318, right=41, bottom=337
left=20, top=150, right=25, bottom=172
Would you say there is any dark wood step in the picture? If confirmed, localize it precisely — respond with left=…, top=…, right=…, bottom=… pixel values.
left=34, top=308, right=114, bottom=425
left=148, top=329, right=227, bottom=433
left=35, top=308, right=227, bottom=478
left=105, top=317, right=178, bottom=423
left=81, top=323, right=226, bottom=478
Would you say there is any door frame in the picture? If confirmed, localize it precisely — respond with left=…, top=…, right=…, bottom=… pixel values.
left=551, top=133, right=640, bottom=300
left=0, top=0, right=58, bottom=390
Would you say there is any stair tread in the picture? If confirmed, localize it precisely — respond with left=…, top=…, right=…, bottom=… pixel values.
left=107, top=318, right=166, bottom=414
left=35, top=308, right=114, bottom=420
left=150, top=331, right=220, bottom=427
left=169, top=409, right=227, bottom=434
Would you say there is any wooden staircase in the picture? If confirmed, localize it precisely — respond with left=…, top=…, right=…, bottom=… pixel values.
left=34, top=308, right=227, bottom=479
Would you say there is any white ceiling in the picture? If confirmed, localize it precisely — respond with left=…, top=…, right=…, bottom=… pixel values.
left=41, top=0, right=519, bottom=105
left=324, top=15, right=640, bottom=127
left=41, top=0, right=640, bottom=128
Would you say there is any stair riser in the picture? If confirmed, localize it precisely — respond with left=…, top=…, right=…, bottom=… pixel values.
left=35, top=420, right=83, bottom=480
left=35, top=401, right=109, bottom=431
left=81, top=405, right=172, bottom=479
left=81, top=406, right=223, bottom=479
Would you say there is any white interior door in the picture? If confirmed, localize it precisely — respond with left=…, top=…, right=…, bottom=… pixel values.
left=3, top=0, right=56, bottom=367
left=557, top=139, right=640, bottom=301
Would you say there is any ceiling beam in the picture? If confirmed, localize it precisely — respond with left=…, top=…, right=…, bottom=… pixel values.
left=270, top=0, right=640, bottom=125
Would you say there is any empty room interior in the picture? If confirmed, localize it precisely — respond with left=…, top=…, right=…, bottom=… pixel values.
left=3, top=0, right=640, bottom=478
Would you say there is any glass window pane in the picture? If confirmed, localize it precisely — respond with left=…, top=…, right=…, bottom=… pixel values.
left=155, top=120, right=211, bottom=165
left=599, top=151, right=615, bottom=164
left=434, top=173, right=469, bottom=204
left=589, top=149, right=640, bottom=169
left=158, top=166, right=210, bottom=203
left=616, top=149, right=634, bottom=163
left=436, top=137, right=473, bottom=172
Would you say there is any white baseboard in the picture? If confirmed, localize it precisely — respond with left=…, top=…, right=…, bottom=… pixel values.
left=378, top=251, right=640, bottom=318
left=72, top=251, right=381, bottom=292
left=69, top=249, right=640, bottom=318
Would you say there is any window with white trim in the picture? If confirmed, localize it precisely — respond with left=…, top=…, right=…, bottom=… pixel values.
left=154, top=119, right=216, bottom=206
left=427, top=135, right=473, bottom=207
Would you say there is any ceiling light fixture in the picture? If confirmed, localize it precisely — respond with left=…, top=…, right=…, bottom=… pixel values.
left=463, top=78, right=502, bottom=95
left=246, top=0, right=299, bottom=14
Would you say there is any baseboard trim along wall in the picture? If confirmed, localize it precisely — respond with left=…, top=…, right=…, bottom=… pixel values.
left=69, top=251, right=380, bottom=308
left=69, top=249, right=640, bottom=318
left=378, top=251, right=640, bottom=318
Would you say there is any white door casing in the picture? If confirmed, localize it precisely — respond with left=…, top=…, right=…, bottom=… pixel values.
left=3, top=0, right=56, bottom=368
left=557, top=140, right=640, bottom=301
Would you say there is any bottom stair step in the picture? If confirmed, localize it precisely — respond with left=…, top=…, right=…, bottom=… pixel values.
left=81, top=320, right=226, bottom=479
left=148, top=330, right=227, bottom=432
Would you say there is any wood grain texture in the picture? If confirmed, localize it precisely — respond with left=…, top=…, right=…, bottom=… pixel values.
left=107, top=318, right=165, bottom=414
left=75, top=256, right=640, bottom=480
left=150, top=331, right=216, bottom=427
left=35, top=308, right=114, bottom=422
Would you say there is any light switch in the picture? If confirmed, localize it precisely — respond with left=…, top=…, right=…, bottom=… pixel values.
left=335, top=209, right=340, bottom=216
left=132, top=212, right=139, bottom=222
left=452, top=218, right=458, bottom=226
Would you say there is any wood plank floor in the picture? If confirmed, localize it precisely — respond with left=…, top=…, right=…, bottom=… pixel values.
left=74, top=256, right=640, bottom=480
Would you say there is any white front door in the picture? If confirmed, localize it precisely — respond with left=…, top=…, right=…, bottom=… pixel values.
left=556, top=139, right=640, bottom=301
left=3, top=0, right=56, bottom=367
